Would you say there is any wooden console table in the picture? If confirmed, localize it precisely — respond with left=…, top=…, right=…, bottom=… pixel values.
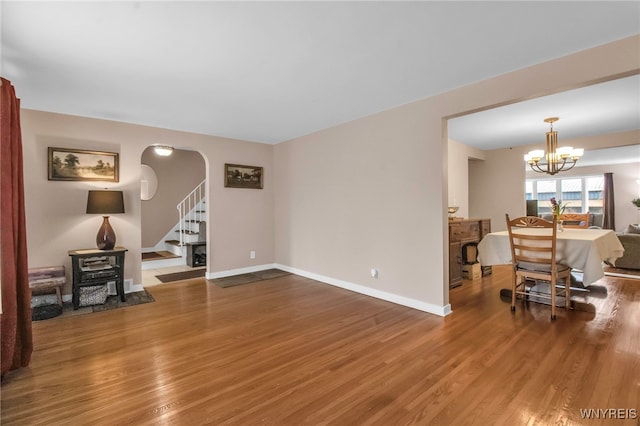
left=449, top=219, right=491, bottom=288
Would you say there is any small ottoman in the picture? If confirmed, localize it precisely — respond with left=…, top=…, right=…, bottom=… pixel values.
left=29, top=266, right=65, bottom=306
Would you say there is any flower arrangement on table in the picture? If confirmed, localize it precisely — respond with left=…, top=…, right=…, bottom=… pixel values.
left=549, top=197, right=567, bottom=218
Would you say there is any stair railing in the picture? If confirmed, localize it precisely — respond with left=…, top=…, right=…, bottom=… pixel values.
left=177, top=179, right=206, bottom=246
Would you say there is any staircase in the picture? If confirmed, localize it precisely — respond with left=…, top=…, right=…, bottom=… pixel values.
left=142, top=180, right=206, bottom=270
left=167, top=179, right=206, bottom=252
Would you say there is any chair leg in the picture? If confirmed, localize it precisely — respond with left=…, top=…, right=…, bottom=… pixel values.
left=511, top=273, right=518, bottom=312
left=55, top=286, right=63, bottom=306
left=550, top=277, right=557, bottom=320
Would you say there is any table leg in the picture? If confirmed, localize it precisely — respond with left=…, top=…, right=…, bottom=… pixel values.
left=118, top=279, right=126, bottom=302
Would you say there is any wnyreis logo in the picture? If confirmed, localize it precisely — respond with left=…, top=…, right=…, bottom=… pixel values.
left=579, top=408, right=637, bottom=420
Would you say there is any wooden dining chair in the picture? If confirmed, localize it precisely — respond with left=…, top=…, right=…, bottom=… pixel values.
left=505, top=214, right=572, bottom=320
left=559, top=212, right=591, bottom=229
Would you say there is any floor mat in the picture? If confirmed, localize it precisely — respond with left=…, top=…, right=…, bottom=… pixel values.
left=32, top=304, right=63, bottom=321
left=212, top=269, right=291, bottom=288
left=155, top=269, right=206, bottom=283
left=33, top=290, right=155, bottom=321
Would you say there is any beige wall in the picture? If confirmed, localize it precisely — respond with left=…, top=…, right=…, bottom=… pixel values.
left=448, top=139, right=485, bottom=219
left=22, top=110, right=274, bottom=294
left=471, top=131, right=639, bottom=233
left=141, top=148, right=205, bottom=248
left=572, top=161, right=640, bottom=231
left=274, top=102, right=443, bottom=311
left=274, top=35, right=639, bottom=314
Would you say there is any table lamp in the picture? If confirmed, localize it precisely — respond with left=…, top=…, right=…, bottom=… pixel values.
left=86, top=190, right=125, bottom=250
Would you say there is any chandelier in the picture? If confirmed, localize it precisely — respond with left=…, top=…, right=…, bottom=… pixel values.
left=524, top=117, right=583, bottom=175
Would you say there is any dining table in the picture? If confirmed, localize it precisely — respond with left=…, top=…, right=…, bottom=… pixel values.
left=477, top=228, right=625, bottom=287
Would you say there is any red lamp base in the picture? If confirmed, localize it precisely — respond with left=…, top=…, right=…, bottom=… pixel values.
left=96, top=216, right=116, bottom=250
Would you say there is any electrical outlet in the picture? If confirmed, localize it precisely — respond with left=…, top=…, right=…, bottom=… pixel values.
left=250, top=250, right=256, bottom=259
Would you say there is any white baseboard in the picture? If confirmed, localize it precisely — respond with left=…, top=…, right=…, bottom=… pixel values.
left=128, top=281, right=145, bottom=293
left=273, top=263, right=452, bottom=317
left=107, top=279, right=143, bottom=294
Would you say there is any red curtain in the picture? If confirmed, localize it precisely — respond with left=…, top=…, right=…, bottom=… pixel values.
left=1, top=77, right=32, bottom=377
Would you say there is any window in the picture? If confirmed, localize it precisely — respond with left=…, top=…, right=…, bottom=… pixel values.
left=586, top=177, right=604, bottom=214
left=525, top=175, right=604, bottom=215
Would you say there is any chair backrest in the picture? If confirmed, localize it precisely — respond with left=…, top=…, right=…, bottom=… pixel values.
left=505, top=214, right=558, bottom=270
left=559, top=213, right=590, bottom=229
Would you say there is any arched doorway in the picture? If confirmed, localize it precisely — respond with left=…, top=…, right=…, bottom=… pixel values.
left=139, top=146, right=207, bottom=286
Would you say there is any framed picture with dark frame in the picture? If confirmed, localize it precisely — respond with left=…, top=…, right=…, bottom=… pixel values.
left=224, top=163, right=263, bottom=189
left=48, top=147, right=119, bottom=182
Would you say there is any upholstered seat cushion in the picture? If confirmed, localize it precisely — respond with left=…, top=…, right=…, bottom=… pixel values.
left=516, top=261, right=571, bottom=274
left=614, top=227, right=640, bottom=270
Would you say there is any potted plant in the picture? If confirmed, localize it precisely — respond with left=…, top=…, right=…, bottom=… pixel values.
left=632, top=198, right=640, bottom=208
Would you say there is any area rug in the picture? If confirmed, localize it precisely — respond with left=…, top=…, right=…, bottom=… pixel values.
left=155, top=269, right=206, bottom=283
left=498, top=287, right=597, bottom=313
left=32, top=304, right=63, bottom=321
left=212, top=269, right=291, bottom=288
left=32, top=290, right=155, bottom=321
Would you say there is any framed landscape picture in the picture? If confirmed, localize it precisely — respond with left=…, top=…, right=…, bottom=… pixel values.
left=48, top=147, right=119, bottom=182
left=224, top=163, right=263, bottom=189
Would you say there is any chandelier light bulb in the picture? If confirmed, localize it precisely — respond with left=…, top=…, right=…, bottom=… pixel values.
left=556, top=146, right=573, bottom=157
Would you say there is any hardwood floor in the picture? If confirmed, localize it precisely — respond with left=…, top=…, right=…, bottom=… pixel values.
left=2, top=266, right=638, bottom=425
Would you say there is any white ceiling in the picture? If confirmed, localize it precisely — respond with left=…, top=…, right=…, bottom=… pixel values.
left=576, top=144, right=640, bottom=167
left=1, top=1, right=639, bottom=148
left=449, top=74, right=640, bottom=150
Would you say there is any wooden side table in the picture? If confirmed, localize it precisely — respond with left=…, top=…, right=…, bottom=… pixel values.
left=68, top=247, right=127, bottom=310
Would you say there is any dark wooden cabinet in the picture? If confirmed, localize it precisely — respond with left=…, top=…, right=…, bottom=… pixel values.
left=449, top=219, right=491, bottom=288
left=69, top=247, right=127, bottom=309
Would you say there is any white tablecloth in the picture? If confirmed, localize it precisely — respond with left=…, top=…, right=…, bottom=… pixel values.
left=477, top=228, right=625, bottom=286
